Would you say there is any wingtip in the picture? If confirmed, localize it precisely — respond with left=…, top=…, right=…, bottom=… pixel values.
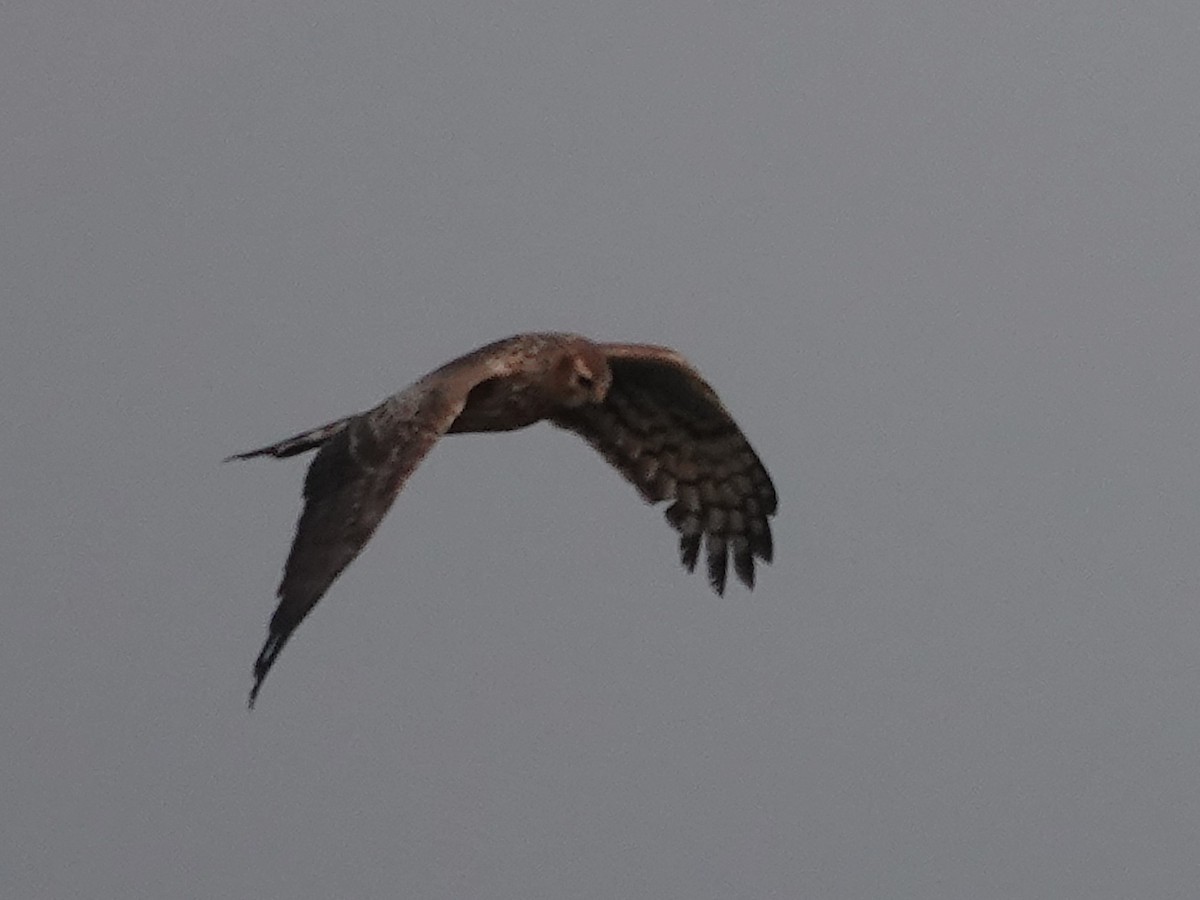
left=705, top=534, right=729, bottom=596
left=248, top=666, right=266, bottom=709
left=248, top=632, right=286, bottom=709
left=679, top=533, right=701, bottom=572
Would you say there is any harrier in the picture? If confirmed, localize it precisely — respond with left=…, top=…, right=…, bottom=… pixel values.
left=231, top=333, right=777, bottom=705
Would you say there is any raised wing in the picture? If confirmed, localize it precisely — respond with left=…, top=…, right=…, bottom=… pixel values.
left=552, top=344, right=777, bottom=594
left=235, top=384, right=464, bottom=706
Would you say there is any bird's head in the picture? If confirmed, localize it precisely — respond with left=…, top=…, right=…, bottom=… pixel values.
left=557, top=345, right=612, bottom=407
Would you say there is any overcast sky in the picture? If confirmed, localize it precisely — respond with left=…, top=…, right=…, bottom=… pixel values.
left=5, top=2, right=1200, bottom=897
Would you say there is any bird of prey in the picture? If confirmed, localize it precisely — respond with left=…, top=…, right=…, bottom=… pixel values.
left=230, top=333, right=777, bottom=706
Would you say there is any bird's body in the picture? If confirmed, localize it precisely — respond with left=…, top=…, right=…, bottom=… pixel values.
left=231, top=333, right=776, bottom=706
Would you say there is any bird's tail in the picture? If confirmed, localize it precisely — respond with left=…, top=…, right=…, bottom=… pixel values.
left=225, top=416, right=353, bottom=461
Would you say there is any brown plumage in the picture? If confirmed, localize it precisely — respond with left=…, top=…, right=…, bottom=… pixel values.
left=229, top=333, right=777, bottom=706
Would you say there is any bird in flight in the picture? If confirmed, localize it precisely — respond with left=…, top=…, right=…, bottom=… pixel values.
left=230, top=333, right=777, bottom=706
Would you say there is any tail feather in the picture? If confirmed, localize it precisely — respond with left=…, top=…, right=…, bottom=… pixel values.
left=225, top=417, right=353, bottom=461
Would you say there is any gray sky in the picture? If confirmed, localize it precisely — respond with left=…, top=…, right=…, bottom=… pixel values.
left=5, top=2, right=1200, bottom=897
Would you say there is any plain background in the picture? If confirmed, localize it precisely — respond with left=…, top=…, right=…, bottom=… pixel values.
left=5, top=2, right=1200, bottom=897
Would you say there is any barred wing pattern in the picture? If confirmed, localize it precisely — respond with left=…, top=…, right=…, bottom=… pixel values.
left=231, top=386, right=465, bottom=706
left=231, top=333, right=776, bottom=706
left=552, top=345, right=777, bottom=594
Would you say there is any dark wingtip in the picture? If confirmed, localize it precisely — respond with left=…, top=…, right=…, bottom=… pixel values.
left=248, top=632, right=287, bottom=709
left=680, top=533, right=701, bottom=572
left=751, top=523, right=774, bottom=564
left=733, top=538, right=756, bottom=590
left=706, top=535, right=729, bottom=596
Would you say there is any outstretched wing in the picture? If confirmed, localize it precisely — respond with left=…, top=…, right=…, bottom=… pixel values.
left=237, top=384, right=465, bottom=706
left=551, top=344, right=777, bottom=594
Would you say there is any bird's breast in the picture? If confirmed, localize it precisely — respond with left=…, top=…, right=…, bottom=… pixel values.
left=449, top=379, right=553, bottom=433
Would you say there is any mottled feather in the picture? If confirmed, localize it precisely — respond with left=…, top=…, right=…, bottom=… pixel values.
left=551, top=346, right=777, bottom=595
left=230, top=333, right=777, bottom=705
